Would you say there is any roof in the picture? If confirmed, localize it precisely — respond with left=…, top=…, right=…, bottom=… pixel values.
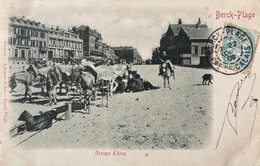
left=89, top=29, right=102, bottom=39
left=111, top=46, right=135, bottom=50
left=45, top=27, right=52, bottom=31
left=58, top=27, right=67, bottom=32
left=182, top=27, right=212, bottom=40
left=75, top=25, right=102, bottom=38
left=161, top=33, right=166, bottom=39
left=77, top=25, right=88, bottom=31
left=9, top=16, right=47, bottom=30
left=169, top=24, right=208, bottom=36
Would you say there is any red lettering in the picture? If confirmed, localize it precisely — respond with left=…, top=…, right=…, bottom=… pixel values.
left=216, top=11, right=221, bottom=20
left=238, top=11, right=243, bottom=19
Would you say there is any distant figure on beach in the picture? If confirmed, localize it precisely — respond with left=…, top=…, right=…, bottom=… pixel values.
left=158, top=57, right=175, bottom=89
left=66, top=50, right=79, bottom=65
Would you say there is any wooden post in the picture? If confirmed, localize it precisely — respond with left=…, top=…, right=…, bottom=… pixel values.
left=65, top=102, right=72, bottom=121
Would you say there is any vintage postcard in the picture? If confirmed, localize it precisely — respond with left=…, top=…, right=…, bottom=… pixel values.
left=0, top=0, right=259, bottom=165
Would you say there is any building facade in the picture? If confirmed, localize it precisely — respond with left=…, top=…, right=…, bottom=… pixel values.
left=72, top=25, right=103, bottom=58
left=8, top=16, right=84, bottom=65
left=102, top=43, right=117, bottom=60
left=159, top=18, right=212, bottom=65
left=111, top=46, right=142, bottom=64
left=8, top=16, right=141, bottom=66
left=8, top=16, right=49, bottom=62
left=47, top=26, right=83, bottom=63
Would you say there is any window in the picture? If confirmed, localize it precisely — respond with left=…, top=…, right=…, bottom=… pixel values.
left=21, top=39, right=27, bottom=46
left=13, top=38, right=16, bottom=45
left=21, top=50, right=25, bottom=58
left=40, top=32, right=45, bottom=38
left=8, top=38, right=12, bottom=45
left=192, top=46, right=198, bottom=54
left=195, top=46, right=198, bottom=54
left=28, top=50, right=31, bottom=58
left=14, top=28, right=18, bottom=34
left=27, top=30, right=32, bottom=36
left=15, top=49, right=18, bottom=57
left=32, top=40, right=38, bottom=47
left=17, top=38, right=21, bottom=45
left=201, top=47, right=205, bottom=54
left=28, top=40, right=31, bottom=46
left=21, top=29, right=26, bottom=35
left=33, top=31, right=38, bottom=37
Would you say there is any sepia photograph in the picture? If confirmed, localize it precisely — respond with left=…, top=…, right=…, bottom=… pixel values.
left=0, top=0, right=260, bottom=165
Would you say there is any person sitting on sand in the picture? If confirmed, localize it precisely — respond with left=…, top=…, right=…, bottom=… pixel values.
left=114, top=73, right=129, bottom=93
left=143, top=80, right=155, bottom=90
left=132, top=74, right=144, bottom=92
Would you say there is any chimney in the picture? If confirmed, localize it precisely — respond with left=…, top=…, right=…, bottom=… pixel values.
left=178, top=18, right=182, bottom=24
left=42, top=24, right=45, bottom=28
left=56, top=26, right=59, bottom=30
left=197, top=18, right=201, bottom=27
left=72, top=26, right=76, bottom=30
left=51, top=25, right=54, bottom=30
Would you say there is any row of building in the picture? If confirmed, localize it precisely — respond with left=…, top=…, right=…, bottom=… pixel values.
left=8, top=16, right=142, bottom=66
left=152, top=18, right=212, bottom=66
left=111, top=46, right=142, bottom=64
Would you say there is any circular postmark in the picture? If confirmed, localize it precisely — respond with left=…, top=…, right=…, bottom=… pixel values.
left=205, top=25, right=253, bottom=75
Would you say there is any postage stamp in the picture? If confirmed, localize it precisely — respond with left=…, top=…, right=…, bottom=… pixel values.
left=206, top=23, right=258, bottom=75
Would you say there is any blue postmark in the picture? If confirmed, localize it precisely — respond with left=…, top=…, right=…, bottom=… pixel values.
left=206, top=24, right=256, bottom=75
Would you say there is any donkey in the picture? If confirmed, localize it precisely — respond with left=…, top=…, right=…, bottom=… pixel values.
left=9, top=66, right=46, bottom=103
left=46, top=65, right=81, bottom=106
left=159, top=60, right=175, bottom=90
left=78, top=71, right=95, bottom=113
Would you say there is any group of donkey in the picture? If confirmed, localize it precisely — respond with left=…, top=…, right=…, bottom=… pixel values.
left=9, top=61, right=128, bottom=113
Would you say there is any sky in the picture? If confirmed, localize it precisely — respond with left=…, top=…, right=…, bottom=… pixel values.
left=5, top=0, right=213, bottom=60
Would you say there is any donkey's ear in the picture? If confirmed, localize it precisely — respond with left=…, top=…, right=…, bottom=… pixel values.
left=18, top=111, right=27, bottom=121
left=18, top=110, right=30, bottom=121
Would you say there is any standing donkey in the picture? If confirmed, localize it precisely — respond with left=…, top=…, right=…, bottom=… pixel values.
left=159, top=59, right=175, bottom=90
